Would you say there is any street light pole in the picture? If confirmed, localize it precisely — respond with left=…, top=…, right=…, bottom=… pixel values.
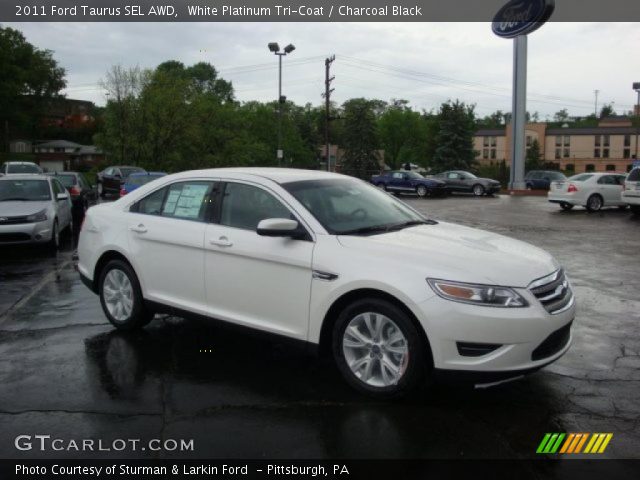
left=634, top=82, right=640, bottom=162
left=268, top=42, right=295, bottom=167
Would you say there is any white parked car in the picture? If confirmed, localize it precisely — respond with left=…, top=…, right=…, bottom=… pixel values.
left=0, top=174, right=73, bottom=249
left=622, top=167, right=640, bottom=214
left=78, top=168, right=575, bottom=397
left=0, top=161, right=43, bottom=176
left=548, top=172, right=627, bottom=212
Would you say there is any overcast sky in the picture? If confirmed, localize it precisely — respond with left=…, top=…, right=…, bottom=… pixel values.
left=7, top=21, right=639, bottom=119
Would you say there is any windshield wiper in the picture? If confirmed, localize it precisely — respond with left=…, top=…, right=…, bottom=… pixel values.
left=338, top=219, right=435, bottom=236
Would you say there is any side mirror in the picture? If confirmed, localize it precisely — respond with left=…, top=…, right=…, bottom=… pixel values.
left=57, top=192, right=69, bottom=201
left=257, top=218, right=303, bottom=238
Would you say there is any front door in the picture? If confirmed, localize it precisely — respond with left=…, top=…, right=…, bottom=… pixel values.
left=204, top=181, right=314, bottom=340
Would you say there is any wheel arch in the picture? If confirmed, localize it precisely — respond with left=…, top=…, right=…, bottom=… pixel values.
left=318, top=288, right=433, bottom=365
left=92, top=250, right=137, bottom=293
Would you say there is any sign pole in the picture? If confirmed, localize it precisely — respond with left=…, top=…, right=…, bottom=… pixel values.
left=510, top=35, right=527, bottom=190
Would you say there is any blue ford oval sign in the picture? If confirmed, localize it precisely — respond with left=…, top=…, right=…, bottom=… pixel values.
left=492, top=0, right=555, bottom=38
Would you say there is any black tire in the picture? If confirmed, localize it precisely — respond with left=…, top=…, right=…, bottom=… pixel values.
left=98, top=259, right=154, bottom=330
left=332, top=298, right=427, bottom=398
left=526, top=183, right=533, bottom=190
left=560, top=203, right=574, bottom=211
left=586, top=194, right=604, bottom=212
left=47, top=220, right=59, bottom=252
left=416, top=185, right=428, bottom=198
left=631, top=205, right=640, bottom=215
left=472, top=184, right=485, bottom=197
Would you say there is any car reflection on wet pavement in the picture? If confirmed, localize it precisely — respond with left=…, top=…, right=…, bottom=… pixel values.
left=0, top=195, right=639, bottom=464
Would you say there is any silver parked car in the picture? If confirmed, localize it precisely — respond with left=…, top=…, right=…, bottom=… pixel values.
left=0, top=161, right=43, bottom=176
left=0, top=175, right=73, bottom=250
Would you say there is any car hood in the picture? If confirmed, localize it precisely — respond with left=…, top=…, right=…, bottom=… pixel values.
left=475, top=177, right=500, bottom=184
left=0, top=200, right=51, bottom=216
left=337, top=222, right=558, bottom=287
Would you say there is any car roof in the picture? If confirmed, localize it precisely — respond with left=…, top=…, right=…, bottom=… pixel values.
left=128, top=171, right=166, bottom=177
left=0, top=174, right=50, bottom=181
left=3, top=161, right=39, bottom=165
left=166, top=167, right=349, bottom=184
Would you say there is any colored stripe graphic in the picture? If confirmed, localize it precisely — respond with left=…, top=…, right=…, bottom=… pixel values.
left=540, top=433, right=614, bottom=454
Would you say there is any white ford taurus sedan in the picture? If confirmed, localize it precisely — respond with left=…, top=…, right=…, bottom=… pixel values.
left=78, top=168, right=575, bottom=397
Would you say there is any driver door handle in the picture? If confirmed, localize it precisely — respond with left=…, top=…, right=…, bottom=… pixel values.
left=129, top=224, right=147, bottom=234
left=210, top=236, right=233, bottom=247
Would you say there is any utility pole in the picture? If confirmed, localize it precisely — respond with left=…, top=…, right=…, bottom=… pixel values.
left=323, top=55, right=335, bottom=172
left=594, top=89, right=599, bottom=117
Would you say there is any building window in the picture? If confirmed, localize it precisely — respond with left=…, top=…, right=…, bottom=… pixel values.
left=483, top=149, right=489, bottom=159
left=624, top=135, right=631, bottom=147
left=565, top=164, right=575, bottom=172
left=564, top=136, right=571, bottom=146
left=595, top=136, right=601, bottom=147
left=603, top=149, right=609, bottom=158
left=563, top=148, right=570, bottom=158
left=555, top=148, right=561, bottom=160
left=603, top=135, right=610, bottom=147
left=606, top=164, right=616, bottom=171
left=624, top=148, right=631, bottom=159
left=594, top=148, right=600, bottom=158
left=555, top=136, right=562, bottom=147
left=483, top=137, right=489, bottom=147
left=490, top=149, right=497, bottom=159
left=586, top=164, right=595, bottom=172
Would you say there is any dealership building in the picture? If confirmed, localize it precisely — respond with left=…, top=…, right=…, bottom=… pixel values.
left=474, top=115, right=639, bottom=173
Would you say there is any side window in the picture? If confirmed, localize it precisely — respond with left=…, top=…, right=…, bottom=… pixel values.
left=597, top=176, right=613, bottom=185
left=52, top=179, right=64, bottom=195
left=447, top=172, right=458, bottom=179
left=104, top=167, right=113, bottom=176
left=220, top=182, right=292, bottom=231
left=392, top=172, right=403, bottom=179
left=135, top=187, right=166, bottom=215
left=161, top=182, right=213, bottom=221
left=78, top=174, right=89, bottom=189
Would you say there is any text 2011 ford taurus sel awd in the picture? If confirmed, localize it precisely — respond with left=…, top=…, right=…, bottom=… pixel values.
left=78, top=168, right=575, bottom=397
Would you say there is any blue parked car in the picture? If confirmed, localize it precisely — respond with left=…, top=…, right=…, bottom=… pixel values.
left=120, top=171, right=167, bottom=197
left=525, top=170, right=566, bottom=191
left=371, top=170, right=448, bottom=197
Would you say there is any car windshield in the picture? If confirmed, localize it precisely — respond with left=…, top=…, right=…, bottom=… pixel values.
left=0, top=179, right=51, bottom=201
left=548, top=172, right=566, bottom=180
left=283, top=178, right=430, bottom=235
left=128, top=174, right=164, bottom=186
left=7, top=164, right=40, bottom=174
left=569, top=174, right=593, bottom=182
left=55, top=175, right=77, bottom=187
left=120, top=167, right=144, bottom=178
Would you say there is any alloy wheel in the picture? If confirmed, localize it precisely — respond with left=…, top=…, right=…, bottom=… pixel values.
left=417, top=185, right=427, bottom=197
left=103, top=269, right=134, bottom=322
left=473, top=184, right=485, bottom=196
left=588, top=195, right=603, bottom=211
left=342, top=312, right=409, bottom=388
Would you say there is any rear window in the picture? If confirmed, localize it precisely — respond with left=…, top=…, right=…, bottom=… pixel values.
left=568, top=174, right=593, bottom=182
left=628, top=168, right=640, bottom=182
left=548, top=172, right=566, bottom=180
left=7, top=163, right=41, bottom=174
left=120, top=167, right=144, bottom=178
left=55, top=175, right=77, bottom=187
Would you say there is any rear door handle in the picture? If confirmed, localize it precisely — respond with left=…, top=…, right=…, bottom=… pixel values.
left=129, top=224, right=147, bottom=234
left=209, top=236, right=233, bottom=247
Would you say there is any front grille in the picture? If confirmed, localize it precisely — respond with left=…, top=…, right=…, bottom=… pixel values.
left=532, top=321, right=572, bottom=361
left=457, top=342, right=502, bottom=357
left=0, top=216, right=30, bottom=225
left=0, top=232, right=31, bottom=242
left=529, top=269, right=574, bottom=315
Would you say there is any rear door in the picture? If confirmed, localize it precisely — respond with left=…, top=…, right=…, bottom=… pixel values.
left=127, top=180, right=216, bottom=314
left=447, top=172, right=465, bottom=191
left=597, top=175, right=622, bottom=205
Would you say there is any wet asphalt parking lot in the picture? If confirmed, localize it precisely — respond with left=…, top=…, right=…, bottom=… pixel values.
left=0, top=194, right=639, bottom=467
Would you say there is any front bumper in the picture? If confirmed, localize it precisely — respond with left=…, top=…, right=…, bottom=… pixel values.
left=0, top=220, right=53, bottom=245
left=415, top=285, right=575, bottom=374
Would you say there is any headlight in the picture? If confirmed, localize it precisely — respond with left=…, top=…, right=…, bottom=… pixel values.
left=427, top=278, right=528, bottom=308
left=26, top=209, right=48, bottom=222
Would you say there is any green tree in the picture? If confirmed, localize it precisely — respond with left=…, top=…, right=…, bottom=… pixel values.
left=431, top=100, right=477, bottom=172
left=378, top=102, right=428, bottom=170
left=341, top=98, right=380, bottom=178
left=525, top=139, right=543, bottom=171
left=599, top=103, right=616, bottom=118
left=553, top=109, right=570, bottom=122
left=0, top=26, right=66, bottom=152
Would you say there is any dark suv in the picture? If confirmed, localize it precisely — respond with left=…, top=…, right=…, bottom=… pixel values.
left=47, top=171, right=98, bottom=218
left=525, top=170, right=566, bottom=190
left=96, top=166, right=145, bottom=197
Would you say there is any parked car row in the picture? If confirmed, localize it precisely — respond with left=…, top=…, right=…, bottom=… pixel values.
left=371, top=170, right=501, bottom=197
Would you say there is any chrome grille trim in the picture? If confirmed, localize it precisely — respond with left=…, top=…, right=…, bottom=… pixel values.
left=528, top=269, right=574, bottom=315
